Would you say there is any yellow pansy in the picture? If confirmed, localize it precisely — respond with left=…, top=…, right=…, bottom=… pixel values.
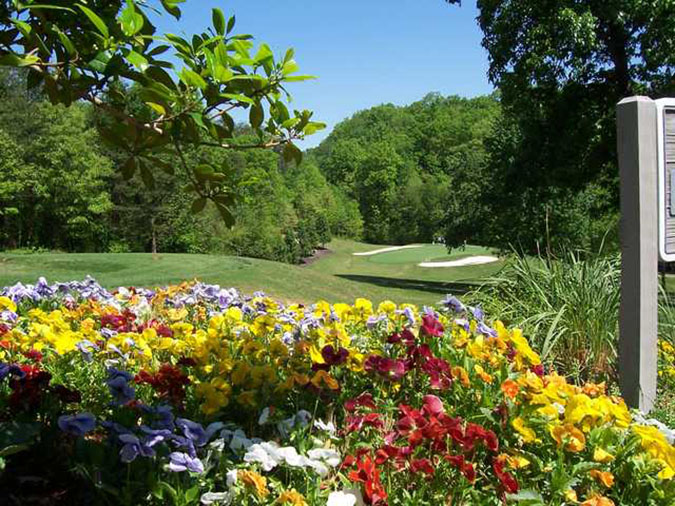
left=550, top=424, right=586, bottom=452
left=0, top=296, right=17, bottom=313
left=512, top=417, right=538, bottom=443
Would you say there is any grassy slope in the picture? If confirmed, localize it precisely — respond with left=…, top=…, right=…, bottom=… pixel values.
left=0, top=243, right=498, bottom=306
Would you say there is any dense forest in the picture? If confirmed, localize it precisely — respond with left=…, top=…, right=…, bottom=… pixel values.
left=0, top=69, right=509, bottom=261
left=0, top=69, right=361, bottom=263
left=310, top=93, right=500, bottom=247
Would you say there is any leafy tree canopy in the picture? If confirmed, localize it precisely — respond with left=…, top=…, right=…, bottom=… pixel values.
left=444, top=0, right=675, bottom=253
left=311, top=93, right=500, bottom=245
left=0, top=0, right=324, bottom=224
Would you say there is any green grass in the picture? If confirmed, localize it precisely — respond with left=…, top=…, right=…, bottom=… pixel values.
left=0, top=240, right=504, bottom=306
left=365, top=244, right=491, bottom=265
left=305, top=239, right=504, bottom=298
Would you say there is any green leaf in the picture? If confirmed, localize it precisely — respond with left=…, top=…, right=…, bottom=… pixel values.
left=77, top=5, right=109, bottom=38
left=146, top=102, right=166, bottom=115
left=148, top=45, right=170, bottom=57
left=195, top=164, right=214, bottom=176
left=120, top=2, right=144, bottom=37
left=180, top=68, right=207, bottom=90
left=505, top=490, right=545, bottom=505
left=146, top=157, right=174, bottom=175
left=161, top=0, right=183, bottom=19
left=249, top=103, right=264, bottom=129
left=0, top=444, right=29, bottom=458
left=254, top=44, right=274, bottom=65
left=24, top=4, right=75, bottom=13
left=226, top=15, right=236, bottom=34
left=213, top=65, right=233, bottom=83
left=283, top=75, right=316, bottom=82
left=212, top=8, right=226, bottom=36
left=281, top=59, right=300, bottom=75
left=303, top=122, right=326, bottom=136
left=220, top=93, right=254, bottom=105
left=185, top=485, right=200, bottom=503
left=9, top=19, right=31, bottom=38
left=54, top=27, right=76, bottom=55
left=191, top=197, right=207, bottom=214
left=283, top=142, right=303, bottom=166
left=145, top=66, right=176, bottom=90
left=282, top=118, right=300, bottom=130
left=215, top=202, right=235, bottom=227
left=0, top=53, right=39, bottom=67
left=126, top=50, right=149, bottom=71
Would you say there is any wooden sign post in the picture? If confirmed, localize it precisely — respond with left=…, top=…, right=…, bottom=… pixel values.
left=617, top=96, right=658, bottom=412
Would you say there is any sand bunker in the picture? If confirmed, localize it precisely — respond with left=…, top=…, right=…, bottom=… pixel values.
left=418, top=255, right=499, bottom=268
left=353, top=245, right=423, bottom=256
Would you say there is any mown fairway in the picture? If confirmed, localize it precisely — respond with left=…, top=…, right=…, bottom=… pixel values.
left=0, top=240, right=504, bottom=306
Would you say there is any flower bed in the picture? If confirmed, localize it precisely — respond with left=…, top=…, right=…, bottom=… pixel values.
left=0, top=278, right=674, bottom=505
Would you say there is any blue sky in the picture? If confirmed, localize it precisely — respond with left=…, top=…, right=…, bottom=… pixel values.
left=155, top=0, right=493, bottom=148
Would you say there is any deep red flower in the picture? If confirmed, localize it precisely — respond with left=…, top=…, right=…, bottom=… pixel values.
left=421, top=314, right=444, bottom=337
left=387, top=328, right=416, bottom=346
left=8, top=365, right=52, bottom=411
left=531, top=364, right=545, bottom=377
left=101, top=309, right=138, bottom=333
left=493, top=457, right=519, bottom=494
left=346, top=455, right=388, bottom=505
left=22, top=349, right=43, bottom=363
left=321, top=345, right=349, bottom=366
left=421, top=395, right=444, bottom=417
left=444, top=454, right=476, bottom=483
left=465, top=423, right=499, bottom=452
left=344, top=392, right=377, bottom=412
left=134, top=363, right=190, bottom=405
left=51, top=384, right=82, bottom=404
left=346, top=412, right=384, bottom=433
left=177, top=356, right=197, bottom=367
left=364, top=355, right=408, bottom=381
left=409, top=458, right=435, bottom=476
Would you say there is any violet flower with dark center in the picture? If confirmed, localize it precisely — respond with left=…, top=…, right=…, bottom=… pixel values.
left=106, top=368, right=135, bottom=405
left=441, top=295, right=466, bottom=313
left=57, top=412, right=96, bottom=436
left=119, top=433, right=161, bottom=463
left=169, top=452, right=204, bottom=473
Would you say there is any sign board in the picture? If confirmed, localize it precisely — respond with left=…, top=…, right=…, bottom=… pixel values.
left=656, top=98, right=675, bottom=262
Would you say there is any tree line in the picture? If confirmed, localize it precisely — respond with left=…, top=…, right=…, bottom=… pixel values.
left=0, top=69, right=361, bottom=263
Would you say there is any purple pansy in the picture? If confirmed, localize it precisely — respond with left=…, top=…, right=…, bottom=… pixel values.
left=58, top=413, right=96, bottom=436
left=169, top=452, right=204, bottom=473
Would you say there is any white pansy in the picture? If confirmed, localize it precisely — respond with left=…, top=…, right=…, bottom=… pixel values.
left=314, top=419, right=337, bottom=435
left=244, top=443, right=282, bottom=471
left=226, top=469, right=238, bottom=487
left=277, top=446, right=311, bottom=467
left=200, top=491, right=233, bottom=505
left=326, top=489, right=365, bottom=506
left=305, top=458, right=330, bottom=477
left=308, top=448, right=341, bottom=468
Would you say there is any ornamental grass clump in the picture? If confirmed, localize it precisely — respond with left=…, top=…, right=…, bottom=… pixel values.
left=0, top=278, right=673, bottom=505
